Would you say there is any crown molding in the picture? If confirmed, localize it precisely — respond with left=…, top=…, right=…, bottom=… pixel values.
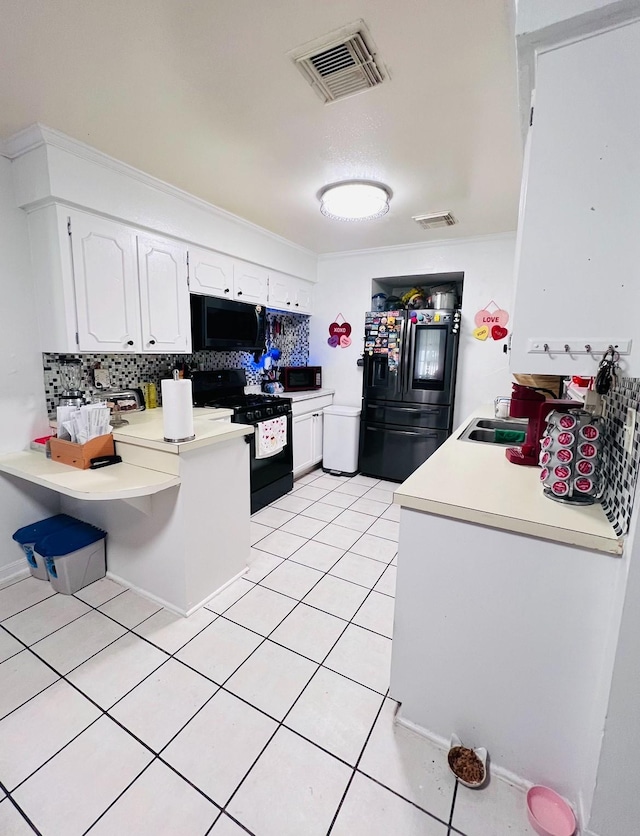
left=1, top=123, right=316, bottom=259
left=317, top=231, right=516, bottom=262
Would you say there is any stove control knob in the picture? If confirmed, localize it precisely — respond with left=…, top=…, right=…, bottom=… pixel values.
left=267, top=408, right=274, bottom=416
left=246, top=411, right=254, bottom=421
left=278, top=405, right=285, bottom=413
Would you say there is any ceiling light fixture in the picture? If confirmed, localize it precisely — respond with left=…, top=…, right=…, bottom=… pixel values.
left=318, top=180, right=392, bottom=221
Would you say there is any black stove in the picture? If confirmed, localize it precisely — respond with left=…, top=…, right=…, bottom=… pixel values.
left=191, top=369, right=293, bottom=513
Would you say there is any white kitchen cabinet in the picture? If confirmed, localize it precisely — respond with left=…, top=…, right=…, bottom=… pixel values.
left=137, top=235, right=190, bottom=353
left=268, top=271, right=313, bottom=314
left=189, top=245, right=234, bottom=300
left=69, top=211, right=140, bottom=353
left=27, top=206, right=191, bottom=354
left=289, top=392, right=334, bottom=477
left=509, top=21, right=640, bottom=377
left=234, top=260, right=269, bottom=305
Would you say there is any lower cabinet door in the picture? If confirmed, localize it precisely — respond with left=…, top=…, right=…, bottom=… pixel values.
left=293, top=412, right=314, bottom=475
left=312, top=412, right=323, bottom=465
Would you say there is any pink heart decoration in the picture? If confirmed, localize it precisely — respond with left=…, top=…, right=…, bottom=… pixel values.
left=329, top=321, right=352, bottom=338
left=474, top=308, right=510, bottom=328
left=339, top=334, right=351, bottom=348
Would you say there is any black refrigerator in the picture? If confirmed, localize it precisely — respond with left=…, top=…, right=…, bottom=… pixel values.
left=358, top=308, right=461, bottom=482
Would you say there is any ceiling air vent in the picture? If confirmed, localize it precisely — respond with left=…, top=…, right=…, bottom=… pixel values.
left=289, top=21, right=386, bottom=104
left=412, top=212, right=457, bottom=230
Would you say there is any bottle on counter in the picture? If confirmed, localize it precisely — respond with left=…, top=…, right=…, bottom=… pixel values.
left=141, top=382, right=158, bottom=409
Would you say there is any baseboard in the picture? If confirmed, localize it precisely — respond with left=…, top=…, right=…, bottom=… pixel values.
left=394, top=709, right=532, bottom=794
left=106, top=566, right=248, bottom=618
left=0, top=559, right=30, bottom=589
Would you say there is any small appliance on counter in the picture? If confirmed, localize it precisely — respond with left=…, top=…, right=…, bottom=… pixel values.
left=58, top=358, right=85, bottom=407
left=280, top=366, right=322, bottom=392
left=539, top=409, right=604, bottom=505
left=506, top=384, right=580, bottom=466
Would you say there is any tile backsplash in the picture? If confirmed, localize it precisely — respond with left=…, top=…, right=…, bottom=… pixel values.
left=601, top=377, right=640, bottom=537
left=43, top=311, right=309, bottom=414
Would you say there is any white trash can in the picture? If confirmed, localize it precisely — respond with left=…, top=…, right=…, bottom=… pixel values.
left=323, top=405, right=362, bottom=476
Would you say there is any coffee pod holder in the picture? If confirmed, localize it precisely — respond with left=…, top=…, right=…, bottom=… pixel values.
left=540, top=410, right=603, bottom=505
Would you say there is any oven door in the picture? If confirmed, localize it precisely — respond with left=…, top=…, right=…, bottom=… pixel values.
left=246, top=414, right=293, bottom=501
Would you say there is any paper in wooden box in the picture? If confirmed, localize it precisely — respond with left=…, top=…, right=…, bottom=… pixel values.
left=49, top=434, right=115, bottom=470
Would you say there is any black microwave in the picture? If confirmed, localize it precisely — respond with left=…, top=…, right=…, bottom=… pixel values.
left=190, top=295, right=266, bottom=352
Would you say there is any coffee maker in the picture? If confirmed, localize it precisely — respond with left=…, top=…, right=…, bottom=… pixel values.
left=58, top=359, right=85, bottom=408
left=506, top=384, right=580, bottom=466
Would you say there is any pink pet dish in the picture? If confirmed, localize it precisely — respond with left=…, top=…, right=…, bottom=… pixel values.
left=526, top=786, right=576, bottom=836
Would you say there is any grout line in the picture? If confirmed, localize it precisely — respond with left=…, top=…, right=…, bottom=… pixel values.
left=0, top=785, right=41, bottom=834
left=0, top=476, right=405, bottom=833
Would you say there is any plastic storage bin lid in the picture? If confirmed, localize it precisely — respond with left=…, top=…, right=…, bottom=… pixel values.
left=12, top=514, right=80, bottom=545
left=323, top=405, right=362, bottom=417
left=37, top=522, right=106, bottom=558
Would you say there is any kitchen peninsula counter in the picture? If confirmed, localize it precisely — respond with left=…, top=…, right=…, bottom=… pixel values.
left=394, top=405, right=621, bottom=555
left=0, top=407, right=253, bottom=616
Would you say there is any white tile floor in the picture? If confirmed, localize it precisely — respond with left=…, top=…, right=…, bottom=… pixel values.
left=0, top=468, right=537, bottom=835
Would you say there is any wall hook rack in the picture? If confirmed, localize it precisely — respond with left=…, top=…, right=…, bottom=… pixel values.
left=528, top=339, right=632, bottom=356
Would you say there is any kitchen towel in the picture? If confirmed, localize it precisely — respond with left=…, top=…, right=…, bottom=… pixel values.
left=161, top=378, right=195, bottom=442
left=256, top=416, right=288, bottom=459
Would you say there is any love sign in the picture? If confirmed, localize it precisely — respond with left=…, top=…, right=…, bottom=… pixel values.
left=473, top=301, right=509, bottom=342
left=327, top=313, right=352, bottom=349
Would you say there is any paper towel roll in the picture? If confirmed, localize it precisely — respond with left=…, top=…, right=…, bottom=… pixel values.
left=161, top=378, right=195, bottom=442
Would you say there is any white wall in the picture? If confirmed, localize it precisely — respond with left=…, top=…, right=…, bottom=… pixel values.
left=0, top=157, right=58, bottom=583
left=311, top=234, right=516, bottom=427
left=510, top=20, right=640, bottom=378
left=587, top=492, right=640, bottom=835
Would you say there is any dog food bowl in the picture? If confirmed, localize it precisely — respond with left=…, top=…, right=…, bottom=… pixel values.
left=526, top=785, right=576, bottom=836
left=447, top=733, right=488, bottom=789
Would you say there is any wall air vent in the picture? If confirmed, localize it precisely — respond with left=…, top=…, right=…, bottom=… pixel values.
left=289, top=21, right=386, bottom=104
left=412, top=212, right=457, bottom=230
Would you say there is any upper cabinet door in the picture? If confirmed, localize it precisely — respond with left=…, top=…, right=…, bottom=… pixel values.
left=234, top=261, right=269, bottom=305
left=189, top=245, right=234, bottom=300
left=138, top=235, right=191, bottom=353
left=268, top=271, right=293, bottom=311
left=69, top=212, right=140, bottom=353
left=292, top=278, right=313, bottom=314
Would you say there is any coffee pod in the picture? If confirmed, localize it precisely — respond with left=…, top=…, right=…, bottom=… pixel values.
left=580, top=424, right=600, bottom=441
left=555, top=448, right=574, bottom=464
left=551, top=480, right=570, bottom=497
left=540, top=467, right=550, bottom=483
left=578, top=441, right=599, bottom=459
left=540, top=451, right=551, bottom=466
left=574, top=476, right=594, bottom=494
left=557, top=431, right=575, bottom=447
left=553, top=464, right=572, bottom=480
left=576, top=459, right=595, bottom=476
left=558, top=413, right=578, bottom=431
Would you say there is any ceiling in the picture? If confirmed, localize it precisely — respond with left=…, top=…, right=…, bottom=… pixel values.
left=0, top=0, right=523, bottom=254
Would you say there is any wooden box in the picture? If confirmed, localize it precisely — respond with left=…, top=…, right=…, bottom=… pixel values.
left=49, top=434, right=115, bottom=470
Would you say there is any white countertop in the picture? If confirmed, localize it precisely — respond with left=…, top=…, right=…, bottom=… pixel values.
left=394, top=406, right=622, bottom=555
left=0, top=451, right=181, bottom=501
left=273, top=389, right=335, bottom=402
left=110, top=407, right=252, bottom=453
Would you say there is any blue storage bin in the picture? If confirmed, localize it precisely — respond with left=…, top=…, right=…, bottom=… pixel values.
left=37, top=523, right=107, bottom=595
left=12, top=514, right=81, bottom=581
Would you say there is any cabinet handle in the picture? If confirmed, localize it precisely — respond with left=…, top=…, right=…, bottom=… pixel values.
left=126, top=340, right=134, bottom=346
left=149, top=339, right=156, bottom=345
left=287, top=301, right=291, bottom=306
left=224, top=288, right=230, bottom=293
left=237, top=290, right=243, bottom=296
left=295, top=303, right=299, bottom=307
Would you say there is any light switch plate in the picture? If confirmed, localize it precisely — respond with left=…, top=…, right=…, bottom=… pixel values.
left=624, top=407, right=636, bottom=455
